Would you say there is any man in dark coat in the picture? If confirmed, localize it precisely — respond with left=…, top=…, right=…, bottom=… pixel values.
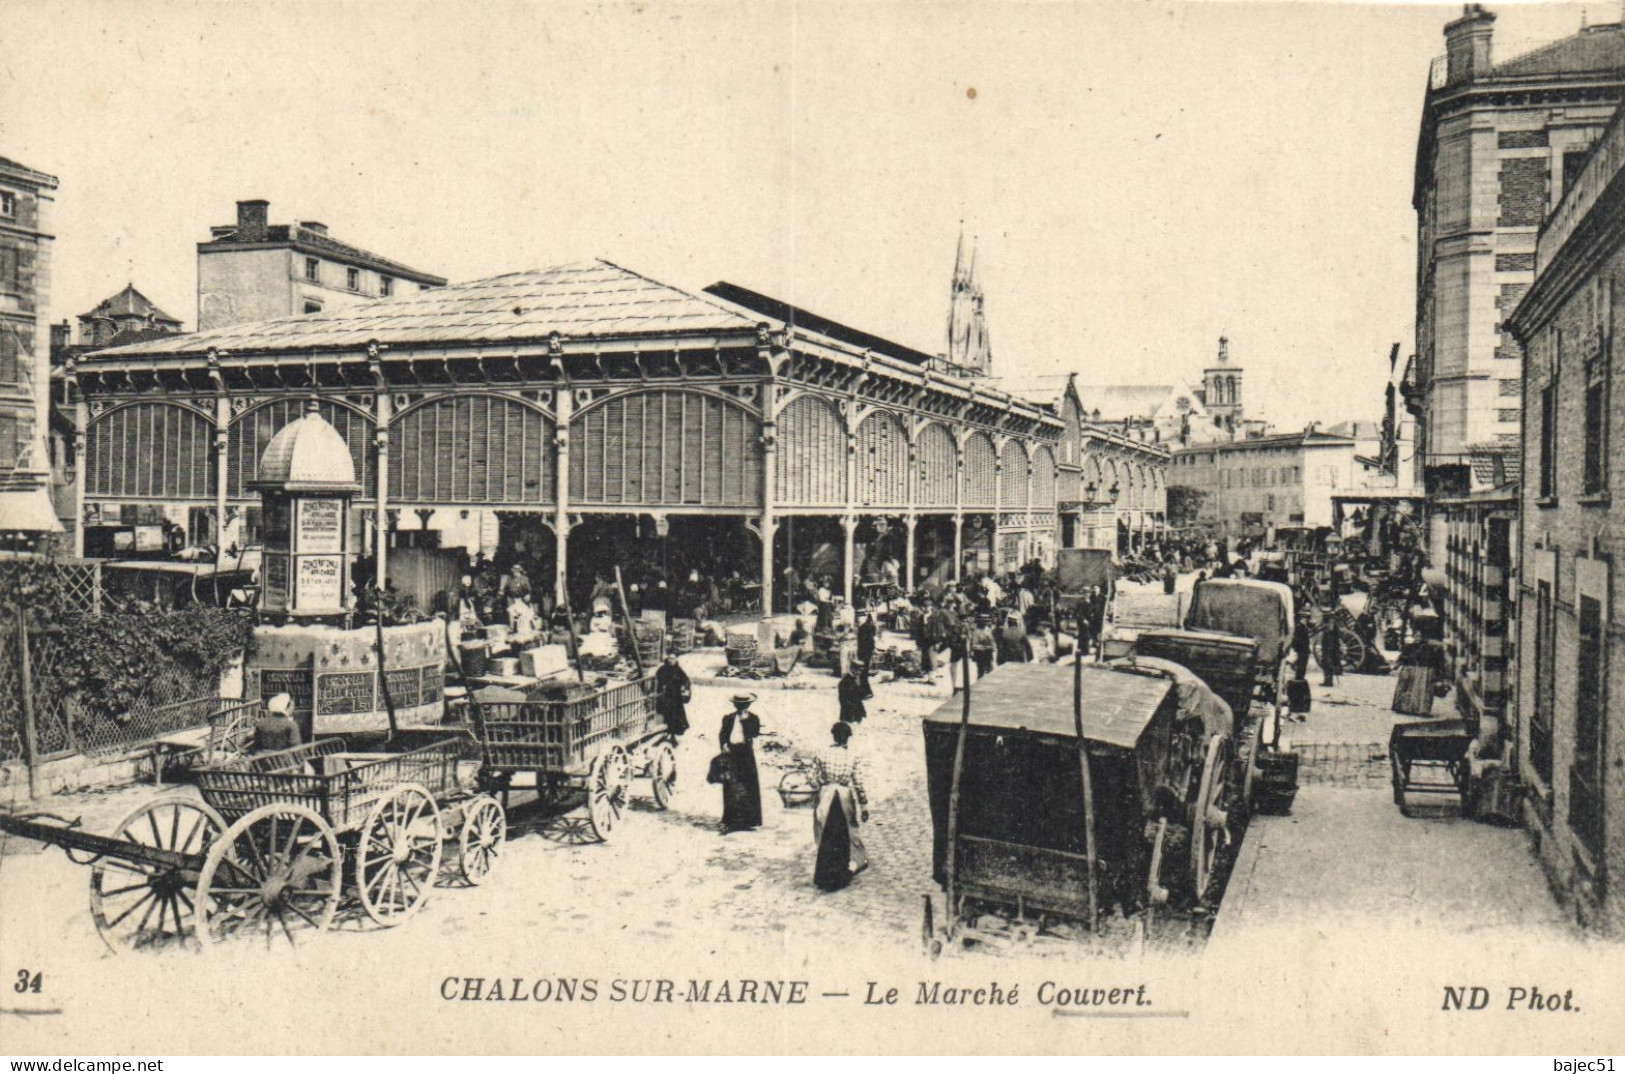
left=1292, top=611, right=1313, bottom=683
left=913, top=599, right=937, bottom=673
left=1321, top=619, right=1342, bottom=687
left=654, top=654, right=691, bottom=736
left=997, top=611, right=1033, bottom=664
left=856, top=611, right=877, bottom=665
left=838, top=664, right=871, bottom=724
left=1086, top=586, right=1107, bottom=656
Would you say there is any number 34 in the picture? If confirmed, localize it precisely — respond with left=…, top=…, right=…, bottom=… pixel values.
left=14, top=969, right=42, bottom=994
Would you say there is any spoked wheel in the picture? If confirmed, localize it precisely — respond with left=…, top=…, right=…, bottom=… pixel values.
left=1240, top=716, right=1265, bottom=821
left=458, top=795, right=506, bottom=885
left=196, top=803, right=341, bottom=950
left=585, top=746, right=633, bottom=842
left=90, top=795, right=226, bottom=954
left=648, top=741, right=678, bottom=811
left=356, top=783, right=444, bottom=925
left=1144, top=817, right=1171, bottom=929
left=1189, top=735, right=1232, bottom=906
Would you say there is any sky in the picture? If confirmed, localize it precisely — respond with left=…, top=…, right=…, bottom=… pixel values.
left=2, top=0, right=1598, bottom=429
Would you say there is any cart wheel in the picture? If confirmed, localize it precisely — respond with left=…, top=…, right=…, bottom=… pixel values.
left=585, top=746, right=632, bottom=842
left=1241, top=716, right=1265, bottom=820
left=1189, top=735, right=1231, bottom=905
left=648, top=742, right=678, bottom=811
left=1144, top=817, right=1171, bottom=927
left=195, top=803, right=341, bottom=950
left=458, top=794, right=506, bottom=885
left=357, top=783, right=443, bottom=926
left=1340, top=627, right=1367, bottom=672
left=90, top=795, right=227, bottom=954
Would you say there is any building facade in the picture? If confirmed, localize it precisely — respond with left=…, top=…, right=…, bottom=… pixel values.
left=1506, top=100, right=1625, bottom=936
left=197, top=200, right=446, bottom=331
left=1168, top=427, right=1379, bottom=540
left=0, top=155, right=60, bottom=542
left=71, top=260, right=1067, bottom=611
left=1411, top=6, right=1625, bottom=506
left=1001, top=374, right=1170, bottom=554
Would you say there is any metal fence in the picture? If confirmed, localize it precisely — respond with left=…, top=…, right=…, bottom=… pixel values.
left=0, top=559, right=233, bottom=773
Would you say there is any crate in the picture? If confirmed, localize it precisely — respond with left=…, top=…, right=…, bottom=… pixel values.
left=472, top=675, right=659, bottom=773
left=195, top=737, right=464, bottom=830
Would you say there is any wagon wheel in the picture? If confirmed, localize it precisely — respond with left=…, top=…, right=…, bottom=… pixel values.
left=357, top=783, right=444, bottom=925
left=1143, top=817, right=1171, bottom=929
left=1339, top=627, right=1368, bottom=673
left=90, top=795, right=227, bottom=954
left=195, top=803, right=341, bottom=950
left=1189, top=735, right=1231, bottom=906
left=648, top=741, right=678, bottom=811
left=585, top=746, right=633, bottom=842
left=458, top=795, right=506, bottom=885
left=1240, top=716, right=1264, bottom=820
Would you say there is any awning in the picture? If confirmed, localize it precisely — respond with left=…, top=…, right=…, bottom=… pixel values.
left=0, top=488, right=64, bottom=534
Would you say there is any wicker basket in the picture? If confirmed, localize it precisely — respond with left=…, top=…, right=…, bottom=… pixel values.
left=725, top=632, right=759, bottom=667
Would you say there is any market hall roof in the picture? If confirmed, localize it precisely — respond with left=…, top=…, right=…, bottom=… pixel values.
left=86, top=260, right=761, bottom=359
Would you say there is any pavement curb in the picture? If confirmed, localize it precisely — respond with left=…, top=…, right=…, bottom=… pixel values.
left=1205, top=810, right=1270, bottom=957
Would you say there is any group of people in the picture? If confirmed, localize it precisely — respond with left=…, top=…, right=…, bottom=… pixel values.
left=705, top=691, right=871, bottom=893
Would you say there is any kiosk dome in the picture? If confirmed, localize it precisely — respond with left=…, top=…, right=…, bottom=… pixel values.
left=251, top=400, right=361, bottom=493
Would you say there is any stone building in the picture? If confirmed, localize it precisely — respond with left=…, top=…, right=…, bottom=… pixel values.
left=1410, top=5, right=1625, bottom=513
left=197, top=200, right=446, bottom=331
left=998, top=373, right=1169, bottom=553
left=0, top=155, right=60, bottom=543
left=1168, top=425, right=1380, bottom=541
left=70, top=260, right=1066, bottom=611
left=1505, top=99, right=1625, bottom=936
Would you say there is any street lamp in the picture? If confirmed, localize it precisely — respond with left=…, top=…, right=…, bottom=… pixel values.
left=1109, top=482, right=1121, bottom=503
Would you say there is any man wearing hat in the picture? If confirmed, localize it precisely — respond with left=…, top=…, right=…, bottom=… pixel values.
left=970, top=614, right=997, bottom=680
left=251, top=693, right=303, bottom=755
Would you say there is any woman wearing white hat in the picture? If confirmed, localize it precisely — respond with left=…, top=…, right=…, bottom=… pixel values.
left=251, top=693, right=303, bottom=754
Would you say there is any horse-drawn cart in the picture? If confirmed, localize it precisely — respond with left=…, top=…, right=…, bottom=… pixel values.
left=0, top=735, right=505, bottom=953
left=921, top=659, right=1240, bottom=952
left=467, top=674, right=675, bottom=842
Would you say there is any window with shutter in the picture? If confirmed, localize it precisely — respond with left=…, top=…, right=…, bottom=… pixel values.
left=392, top=394, right=550, bottom=505
left=916, top=423, right=956, bottom=507
left=775, top=395, right=845, bottom=507
left=1000, top=441, right=1029, bottom=509
left=85, top=402, right=218, bottom=500
left=570, top=389, right=759, bottom=508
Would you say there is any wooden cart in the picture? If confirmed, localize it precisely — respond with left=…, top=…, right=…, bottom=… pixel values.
left=1127, top=628, right=1269, bottom=819
left=0, top=736, right=505, bottom=953
left=467, top=675, right=675, bottom=842
left=921, top=660, right=1235, bottom=951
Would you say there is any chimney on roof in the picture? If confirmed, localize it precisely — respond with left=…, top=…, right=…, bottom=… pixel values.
left=1217, top=336, right=1229, bottom=364
left=1444, top=4, right=1496, bottom=87
left=301, top=221, right=328, bottom=236
left=236, top=199, right=270, bottom=242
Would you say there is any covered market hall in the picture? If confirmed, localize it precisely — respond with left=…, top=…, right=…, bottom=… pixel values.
left=67, top=260, right=1089, bottom=616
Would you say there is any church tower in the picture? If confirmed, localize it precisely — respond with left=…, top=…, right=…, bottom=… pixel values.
left=946, top=227, right=992, bottom=375
left=1201, top=335, right=1243, bottom=430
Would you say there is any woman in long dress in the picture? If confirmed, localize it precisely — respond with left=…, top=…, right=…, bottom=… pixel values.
left=810, top=721, right=870, bottom=891
left=654, top=654, right=690, bottom=737
left=719, top=694, right=763, bottom=833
